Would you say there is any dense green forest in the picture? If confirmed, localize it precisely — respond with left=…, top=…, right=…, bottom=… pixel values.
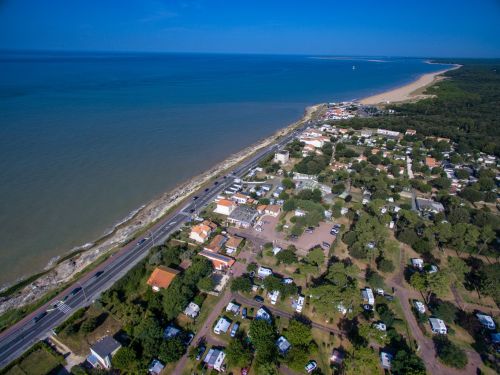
left=343, top=60, right=500, bottom=156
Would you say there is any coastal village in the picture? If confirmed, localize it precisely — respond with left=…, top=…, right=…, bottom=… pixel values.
left=2, top=70, right=500, bottom=375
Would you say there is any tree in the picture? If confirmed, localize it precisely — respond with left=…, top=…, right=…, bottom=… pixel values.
left=331, top=183, right=345, bottom=194
left=306, top=248, right=325, bottom=267
left=448, top=207, right=470, bottom=225
left=432, top=301, right=458, bottom=323
left=285, top=319, right=312, bottom=347
left=358, top=323, right=389, bottom=345
left=158, top=338, right=185, bottom=363
left=391, top=350, right=426, bottom=375
left=447, top=257, right=469, bottom=286
left=282, top=178, right=295, bottom=189
left=283, top=199, right=297, bottom=212
left=344, top=346, right=379, bottom=375
left=276, top=249, right=298, bottom=264
left=79, top=317, right=99, bottom=334
left=257, top=363, right=279, bottom=375
left=459, top=187, right=483, bottom=203
left=249, top=320, right=278, bottom=365
left=197, top=276, right=214, bottom=291
left=225, top=338, right=252, bottom=368
left=377, top=258, right=395, bottom=273
left=231, top=276, right=252, bottom=293
left=433, top=335, right=467, bottom=369
left=112, top=347, right=137, bottom=371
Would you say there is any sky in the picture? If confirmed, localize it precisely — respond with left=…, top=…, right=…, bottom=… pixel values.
left=0, top=0, right=499, bottom=57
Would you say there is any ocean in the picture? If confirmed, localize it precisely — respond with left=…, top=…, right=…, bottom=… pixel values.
left=0, top=51, right=449, bottom=287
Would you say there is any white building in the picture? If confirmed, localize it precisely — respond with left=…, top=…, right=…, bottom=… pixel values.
left=295, top=295, right=305, bottom=313
left=184, top=302, right=200, bottom=319
left=214, top=317, right=232, bottom=335
left=204, top=348, right=226, bottom=372
left=274, top=150, right=290, bottom=164
left=268, top=290, right=280, bottom=305
left=411, top=258, right=424, bottom=270
left=226, top=302, right=241, bottom=315
left=362, top=288, right=375, bottom=305
left=257, top=266, right=273, bottom=279
left=214, top=199, right=237, bottom=216
left=380, top=352, right=393, bottom=369
left=276, top=336, right=292, bottom=354
left=255, top=307, right=272, bottom=323
left=88, top=336, right=121, bottom=369
left=429, top=318, right=447, bottom=334
left=476, top=313, right=496, bottom=330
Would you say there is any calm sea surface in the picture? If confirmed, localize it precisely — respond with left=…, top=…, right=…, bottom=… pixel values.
left=0, top=52, right=449, bottom=286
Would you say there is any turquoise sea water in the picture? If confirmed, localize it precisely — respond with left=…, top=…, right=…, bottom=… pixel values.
left=0, top=52, right=449, bottom=286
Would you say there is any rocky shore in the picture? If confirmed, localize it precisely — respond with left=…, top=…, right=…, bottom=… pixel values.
left=0, top=104, right=322, bottom=315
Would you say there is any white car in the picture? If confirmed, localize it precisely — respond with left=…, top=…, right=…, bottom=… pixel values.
left=414, top=301, right=426, bottom=314
left=376, top=288, right=385, bottom=296
left=305, top=360, right=317, bottom=373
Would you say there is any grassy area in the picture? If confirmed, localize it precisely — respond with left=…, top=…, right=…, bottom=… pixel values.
left=0, top=342, right=64, bottom=375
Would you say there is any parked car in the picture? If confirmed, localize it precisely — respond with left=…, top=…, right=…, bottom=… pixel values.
left=384, top=294, right=395, bottom=302
left=94, top=270, right=104, bottom=278
left=305, top=360, right=317, bottom=373
left=137, top=238, right=146, bottom=246
left=195, top=345, right=206, bottom=361
left=241, top=308, right=247, bottom=319
left=184, top=332, right=195, bottom=345
left=414, top=300, right=426, bottom=314
left=32, top=311, right=47, bottom=323
left=254, top=295, right=264, bottom=303
left=70, top=287, right=82, bottom=296
left=230, top=322, right=240, bottom=338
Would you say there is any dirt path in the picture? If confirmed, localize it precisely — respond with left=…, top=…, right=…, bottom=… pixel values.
left=386, top=249, right=483, bottom=375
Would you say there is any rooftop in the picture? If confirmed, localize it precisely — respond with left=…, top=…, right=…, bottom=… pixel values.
left=147, top=266, right=180, bottom=290
left=90, top=336, right=121, bottom=359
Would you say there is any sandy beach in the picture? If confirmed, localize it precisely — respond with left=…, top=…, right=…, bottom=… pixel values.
left=360, top=64, right=461, bottom=105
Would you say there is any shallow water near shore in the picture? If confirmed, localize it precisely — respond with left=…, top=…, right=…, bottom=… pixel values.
left=0, top=51, right=450, bottom=286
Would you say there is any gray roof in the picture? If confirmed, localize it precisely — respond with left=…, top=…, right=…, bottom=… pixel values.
left=416, top=198, right=444, bottom=212
left=91, top=336, right=121, bottom=358
left=228, top=205, right=258, bottom=224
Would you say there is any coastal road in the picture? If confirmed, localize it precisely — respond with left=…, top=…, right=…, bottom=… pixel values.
left=0, top=119, right=316, bottom=368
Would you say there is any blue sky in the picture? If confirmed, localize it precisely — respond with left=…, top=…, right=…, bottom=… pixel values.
left=1, top=0, right=499, bottom=57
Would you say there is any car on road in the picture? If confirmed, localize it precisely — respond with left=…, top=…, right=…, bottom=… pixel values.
left=70, top=287, right=82, bottom=296
left=305, top=360, right=317, bottom=373
left=32, top=311, right=47, bottom=323
left=195, top=345, right=206, bottom=361
left=214, top=181, right=219, bottom=185
left=137, top=238, right=146, bottom=246
left=241, top=308, right=247, bottom=319
left=94, top=271, right=104, bottom=278
left=254, top=296, right=264, bottom=303
left=189, top=208, right=195, bottom=213
left=193, top=196, right=199, bottom=200
left=230, top=322, right=240, bottom=338
left=204, top=188, right=209, bottom=192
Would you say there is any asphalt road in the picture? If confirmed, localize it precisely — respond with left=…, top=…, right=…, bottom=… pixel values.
left=0, top=120, right=313, bottom=369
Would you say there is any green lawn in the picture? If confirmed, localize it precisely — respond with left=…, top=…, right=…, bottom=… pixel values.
left=6, top=349, right=62, bottom=375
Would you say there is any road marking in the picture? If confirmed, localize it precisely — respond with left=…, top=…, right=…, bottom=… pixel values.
left=56, top=301, right=71, bottom=314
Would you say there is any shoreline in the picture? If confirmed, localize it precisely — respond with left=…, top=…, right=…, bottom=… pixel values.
left=359, top=64, right=461, bottom=105
left=0, top=62, right=463, bottom=314
left=0, top=104, right=322, bottom=314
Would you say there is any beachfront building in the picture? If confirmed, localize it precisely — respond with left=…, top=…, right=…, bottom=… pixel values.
left=274, top=150, right=290, bottom=164
left=214, top=199, right=237, bottom=216
left=199, top=250, right=235, bottom=270
left=147, top=266, right=180, bottom=292
left=88, top=336, right=121, bottom=369
left=227, top=205, right=258, bottom=228
left=189, top=220, right=217, bottom=243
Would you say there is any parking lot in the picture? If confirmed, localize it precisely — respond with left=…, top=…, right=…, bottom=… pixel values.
left=232, top=214, right=337, bottom=256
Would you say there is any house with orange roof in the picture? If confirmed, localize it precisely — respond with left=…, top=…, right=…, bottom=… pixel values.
left=198, top=250, right=235, bottom=270
left=147, top=266, right=180, bottom=292
left=405, top=129, right=417, bottom=136
left=204, top=234, right=227, bottom=253
left=214, top=199, right=237, bottom=216
left=232, top=192, right=249, bottom=205
left=189, top=220, right=217, bottom=244
left=225, top=235, right=244, bottom=254
left=425, top=157, right=438, bottom=168
left=257, top=204, right=267, bottom=214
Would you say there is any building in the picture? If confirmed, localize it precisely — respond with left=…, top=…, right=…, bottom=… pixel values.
left=148, top=359, right=165, bottom=375
left=227, top=205, right=258, bottom=228
left=429, top=318, right=447, bottom=334
left=377, top=128, right=401, bottom=139
left=257, top=266, right=273, bottom=279
left=411, top=258, right=424, bottom=270
left=295, top=295, right=305, bottom=313
left=204, top=348, right=226, bottom=372
left=199, top=250, right=235, bottom=270
left=416, top=198, right=445, bottom=214
left=232, top=192, right=249, bottom=205
left=264, top=205, right=281, bottom=217
left=184, top=302, right=201, bottom=319
left=226, top=302, right=241, bottom=315
left=88, top=336, right=121, bottom=369
left=380, top=352, right=393, bottom=369
left=204, top=234, right=227, bottom=253
left=147, top=266, right=180, bottom=292
left=276, top=336, right=292, bottom=354
left=274, top=150, right=290, bottom=164
left=405, top=129, right=417, bottom=136
left=214, top=317, right=231, bottom=334
left=425, top=157, right=438, bottom=168
left=225, top=235, right=243, bottom=254
left=268, top=290, right=280, bottom=305
left=214, top=199, right=237, bottom=216
left=362, top=288, right=375, bottom=305
left=476, top=313, right=496, bottom=330
left=163, top=325, right=181, bottom=339
left=189, top=220, right=217, bottom=243
left=255, top=307, right=272, bottom=323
